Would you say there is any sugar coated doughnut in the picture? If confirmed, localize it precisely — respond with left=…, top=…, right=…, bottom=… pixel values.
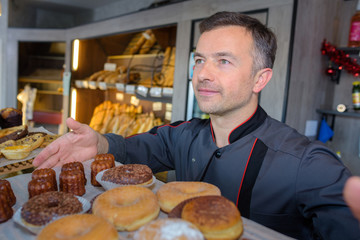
left=36, top=214, right=118, bottom=240
left=92, top=185, right=159, bottom=231
left=181, top=195, right=243, bottom=240
left=156, top=181, right=221, bottom=213
left=134, top=218, right=204, bottom=240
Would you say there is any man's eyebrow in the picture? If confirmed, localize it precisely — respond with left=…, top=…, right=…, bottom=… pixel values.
left=193, top=51, right=236, bottom=59
left=193, top=52, right=204, bottom=58
left=214, top=51, right=236, bottom=59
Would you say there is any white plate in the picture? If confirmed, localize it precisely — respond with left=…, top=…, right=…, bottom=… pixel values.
left=96, top=169, right=155, bottom=191
left=13, top=195, right=91, bottom=235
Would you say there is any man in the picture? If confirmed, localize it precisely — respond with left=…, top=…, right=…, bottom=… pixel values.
left=344, top=176, right=360, bottom=221
left=33, top=12, right=360, bottom=239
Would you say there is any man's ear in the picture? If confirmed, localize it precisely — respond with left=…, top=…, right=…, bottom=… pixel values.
left=253, top=68, right=273, bottom=93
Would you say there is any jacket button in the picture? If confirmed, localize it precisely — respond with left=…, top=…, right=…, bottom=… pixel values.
left=215, top=150, right=221, bottom=158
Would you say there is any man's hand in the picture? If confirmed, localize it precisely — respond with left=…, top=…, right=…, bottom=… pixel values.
left=33, top=118, right=109, bottom=169
left=344, top=176, right=360, bottom=221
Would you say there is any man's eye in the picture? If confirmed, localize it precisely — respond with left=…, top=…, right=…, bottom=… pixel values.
left=195, top=59, right=204, bottom=64
left=220, top=59, right=230, bottom=64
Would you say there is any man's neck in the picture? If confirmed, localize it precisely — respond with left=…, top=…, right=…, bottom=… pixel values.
left=210, top=103, right=258, bottom=148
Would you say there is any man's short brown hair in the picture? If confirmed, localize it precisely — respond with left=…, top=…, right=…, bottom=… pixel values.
left=200, top=11, right=277, bottom=75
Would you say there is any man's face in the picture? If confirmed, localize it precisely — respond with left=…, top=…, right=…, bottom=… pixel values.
left=192, top=26, right=257, bottom=116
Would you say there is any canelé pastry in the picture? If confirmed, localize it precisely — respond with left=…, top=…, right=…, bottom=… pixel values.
left=0, top=179, right=16, bottom=206
left=32, top=168, right=57, bottom=191
left=0, top=192, right=13, bottom=223
left=101, top=164, right=153, bottom=185
left=61, top=162, right=87, bottom=184
left=91, top=154, right=115, bottom=186
left=28, top=178, right=55, bottom=199
left=59, top=170, right=86, bottom=196
left=21, top=191, right=82, bottom=226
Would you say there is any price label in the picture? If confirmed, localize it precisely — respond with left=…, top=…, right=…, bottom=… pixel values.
left=88, top=81, right=97, bottom=90
left=130, top=96, right=140, bottom=106
left=152, top=102, right=162, bottom=111
left=82, top=80, right=89, bottom=88
left=136, top=85, right=148, bottom=97
left=125, top=85, right=136, bottom=94
left=166, top=103, right=172, bottom=111
left=165, top=111, right=172, bottom=121
left=104, top=63, right=117, bottom=71
left=98, top=82, right=107, bottom=90
left=116, top=92, right=124, bottom=101
left=162, top=87, right=173, bottom=97
left=149, top=87, right=162, bottom=97
left=62, top=72, right=71, bottom=96
left=116, top=83, right=125, bottom=91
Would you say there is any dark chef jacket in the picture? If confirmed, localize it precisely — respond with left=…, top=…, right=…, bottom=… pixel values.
left=105, top=105, right=360, bottom=240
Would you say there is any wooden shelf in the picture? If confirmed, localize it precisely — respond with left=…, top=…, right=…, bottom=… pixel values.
left=107, top=53, right=163, bottom=60
left=337, top=47, right=360, bottom=55
left=37, top=90, right=63, bottom=95
left=316, top=109, right=360, bottom=118
left=19, top=78, right=62, bottom=84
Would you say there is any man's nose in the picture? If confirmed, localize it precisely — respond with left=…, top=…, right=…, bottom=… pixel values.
left=196, top=61, right=215, bottom=82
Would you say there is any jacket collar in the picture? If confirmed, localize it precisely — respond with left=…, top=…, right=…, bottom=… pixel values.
left=210, top=105, right=267, bottom=144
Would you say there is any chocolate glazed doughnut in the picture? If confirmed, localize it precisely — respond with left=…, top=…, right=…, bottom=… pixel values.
left=101, top=164, right=153, bottom=185
left=21, top=191, right=82, bottom=226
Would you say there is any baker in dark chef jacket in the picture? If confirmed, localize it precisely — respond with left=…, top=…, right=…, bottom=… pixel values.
left=33, top=11, right=360, bottom=240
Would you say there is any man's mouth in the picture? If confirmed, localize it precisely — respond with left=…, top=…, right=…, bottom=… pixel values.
left=197, top=88, right=219, bottom=96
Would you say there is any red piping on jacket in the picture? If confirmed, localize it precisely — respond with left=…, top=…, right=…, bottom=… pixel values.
left=236, top=138, right=258, bottom=207
left=210, top=121, right=215, bottom=142
left=227, top=105, right=258, bottom=144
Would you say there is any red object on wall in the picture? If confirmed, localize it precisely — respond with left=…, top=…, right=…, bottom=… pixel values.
left=32, top=111, right=62, bottom=125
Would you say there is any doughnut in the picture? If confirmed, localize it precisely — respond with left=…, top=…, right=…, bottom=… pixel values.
left=21, top=191, right=82, bottom=226
left=101, top=164, right=153, bottom=185
left=168, top=196, right=201, bottom=218
left=181, top=195, right=243, bottom=240
left=133, top=218, right=204, bottom=240
left=37, top=214, right=118, bottom=240
left=92, top=185, right=159, bottom=231
left=156, top=181, right=221, bottom=213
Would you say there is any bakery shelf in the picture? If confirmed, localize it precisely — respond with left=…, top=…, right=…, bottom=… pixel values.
left=37, top=90, right=63, bottom=95
left=18, top=78, right=62, bottom=84
left=107, top=53, right=163, bottom=60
